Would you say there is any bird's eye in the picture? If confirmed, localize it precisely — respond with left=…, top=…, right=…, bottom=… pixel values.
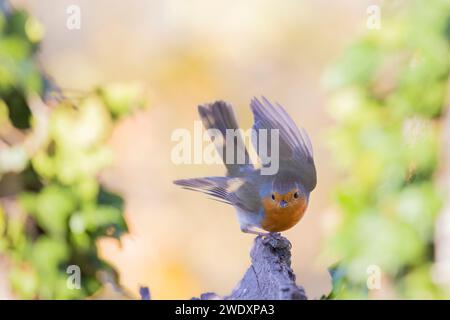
left=293, top=192, right=299, bottom=199
left=271, top=194, right=276, bottom=200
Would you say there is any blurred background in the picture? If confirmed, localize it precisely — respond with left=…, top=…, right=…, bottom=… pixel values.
left=1, top=0, right=449, bottom=299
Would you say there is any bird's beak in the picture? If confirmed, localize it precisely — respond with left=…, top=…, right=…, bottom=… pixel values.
left=279, top=200, right=288, bottom=208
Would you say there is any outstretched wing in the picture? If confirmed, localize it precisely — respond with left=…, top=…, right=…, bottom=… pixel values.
left=198, top=101, right=252, bottom=177
left=173, top=176, right=261, bottom=213
left=250, top=96, right=316, bottom=191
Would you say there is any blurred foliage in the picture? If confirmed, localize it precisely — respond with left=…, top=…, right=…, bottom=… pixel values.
left=324, top=0, right=450, bottom=299
left=0, top=5, right=144, bottom=299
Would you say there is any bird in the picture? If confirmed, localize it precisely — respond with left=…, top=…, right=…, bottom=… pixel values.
left=173, top=97, right=316, bottom=235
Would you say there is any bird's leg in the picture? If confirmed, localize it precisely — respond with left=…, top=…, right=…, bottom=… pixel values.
left=240, top=225, right=271, bottom=236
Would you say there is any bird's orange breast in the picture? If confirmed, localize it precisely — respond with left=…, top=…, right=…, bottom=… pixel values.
left=260, top=197, right=307, bottom=232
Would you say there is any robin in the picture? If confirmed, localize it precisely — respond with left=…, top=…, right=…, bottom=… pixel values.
left=174, top=97, right=316, bottom=235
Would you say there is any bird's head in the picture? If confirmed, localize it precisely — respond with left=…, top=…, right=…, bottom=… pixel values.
left=269, top=188, right=303, bottom=209
left=260, top=175, right=308, bottom=210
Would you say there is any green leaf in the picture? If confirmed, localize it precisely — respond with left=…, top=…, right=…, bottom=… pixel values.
left=34, top=185, right=77, bottom=236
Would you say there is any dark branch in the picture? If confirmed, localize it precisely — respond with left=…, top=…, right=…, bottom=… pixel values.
left=140, top=233, right=307, bottom=300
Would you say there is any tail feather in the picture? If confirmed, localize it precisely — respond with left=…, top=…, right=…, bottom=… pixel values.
left=198, top=101, right=252, bottom=176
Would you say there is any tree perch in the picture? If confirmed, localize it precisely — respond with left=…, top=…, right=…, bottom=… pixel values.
left=141, top=233, right=307, bottom=300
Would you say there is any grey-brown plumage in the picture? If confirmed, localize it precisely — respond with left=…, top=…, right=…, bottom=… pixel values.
left=174, top=97, right=316, bottom=235
left=198, top=101, right=252, bottom=176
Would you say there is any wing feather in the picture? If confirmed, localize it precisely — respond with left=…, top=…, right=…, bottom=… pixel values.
left=173, top=177, right=260, bottom=212
left=250, top=96, right=316, bottom=191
